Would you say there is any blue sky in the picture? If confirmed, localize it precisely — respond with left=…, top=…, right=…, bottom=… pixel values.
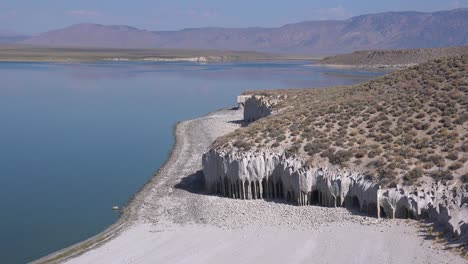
left=1, top=0, right=467, bottom=34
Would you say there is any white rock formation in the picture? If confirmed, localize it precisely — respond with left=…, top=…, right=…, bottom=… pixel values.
left=202, top=95, right=468, bottom=239
left=243, top=95, right=284, bottom=122
left=236, top=95, right=252, bottom=108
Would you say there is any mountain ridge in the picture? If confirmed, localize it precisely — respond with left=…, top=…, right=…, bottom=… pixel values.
left=17, top=8, right=468, bottom=55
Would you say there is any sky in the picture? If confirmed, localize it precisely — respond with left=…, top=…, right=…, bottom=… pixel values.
left=1, top=0, right=467, bottom=34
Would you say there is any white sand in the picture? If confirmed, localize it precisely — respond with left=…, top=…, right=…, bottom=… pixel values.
left=66, top=222, right=463, bottom=264
left=60, top=109, right=465, bottom=264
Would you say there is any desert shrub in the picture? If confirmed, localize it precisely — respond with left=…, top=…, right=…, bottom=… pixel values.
left=320, top=147, right=336, bottom=159
left=459, top=156, right=468, bottom=163
left=367, top=148, right=382, bottom=158
left=233, top=140, right=251, bottom=151
left=423, top=162, right=434, bottom=169
left=377, top=167, right=397, bottom=185
left=354, top=149, right=367, bottom=159
left=304, top=141, right=326, bottom=155
left=327, top=150, right=353, bottom=165
left=367, top=158, right=387, bottom=169
left=461, top=173, right=468, bottom=183
left=446, top=151, right=459, bottom=161
left=430, top=170, right=454, bottom=181
left=364, top=173, right=375, bottom=181
left=403, top=167, right=424, bottom=183
left=430, top=155, right=446, bottom=168
left=461, top=143, right=468, bottom=152
left=448, top=162, right=463, bottom=171
left=415, top=112, right=426, bottom=119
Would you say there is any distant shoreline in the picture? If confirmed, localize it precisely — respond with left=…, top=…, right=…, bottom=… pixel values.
left=0, top=45, right=318, bottom=63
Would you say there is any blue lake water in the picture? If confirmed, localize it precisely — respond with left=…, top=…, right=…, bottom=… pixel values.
left=0, top=61, right=384, bottom=263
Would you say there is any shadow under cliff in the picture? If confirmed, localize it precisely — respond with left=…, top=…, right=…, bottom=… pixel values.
left=174, top=170, right=207, bottom=194
left=228, top=119, right=249, bottom=127
left=418, top=220, right=468, bottom=254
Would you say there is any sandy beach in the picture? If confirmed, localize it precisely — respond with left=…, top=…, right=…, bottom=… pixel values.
left=35, top=108, right=465, bottom=264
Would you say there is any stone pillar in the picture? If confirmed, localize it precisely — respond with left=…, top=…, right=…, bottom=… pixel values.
left=270, top=181, right=276, bottom=199
left=240, top=180, right=245, bottom=199
left=259, top=181, right=263, bottom=199
left=222, top=178, right=226, bottom=197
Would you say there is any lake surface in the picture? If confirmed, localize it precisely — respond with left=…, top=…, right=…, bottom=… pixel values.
left=0, top=61, right=384, bottom=263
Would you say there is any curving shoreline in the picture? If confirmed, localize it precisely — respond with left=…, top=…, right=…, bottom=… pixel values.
left=31, top=109, right=238, bottom=264
left=32, top=106, right=466, bottom=264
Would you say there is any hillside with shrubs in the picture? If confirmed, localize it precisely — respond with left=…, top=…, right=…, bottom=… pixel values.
left=213, top=55, right=468, bottom=188
left=320, top=46, right=468, bottom=68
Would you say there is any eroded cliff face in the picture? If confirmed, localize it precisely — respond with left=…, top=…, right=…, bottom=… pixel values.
left=202, top=94, right=468, bottom=239
left=243, top=95, right=284, bottom=122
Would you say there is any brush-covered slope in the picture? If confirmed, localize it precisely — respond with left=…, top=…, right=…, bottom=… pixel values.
left=320, top=46, right=468, bottom=67
left=213, top=55, right=468, bottom=187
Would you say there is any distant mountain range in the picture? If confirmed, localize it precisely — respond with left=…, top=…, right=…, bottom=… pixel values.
left=0, top=31, right=29, bottom=44
left=10, top=8, right=468, bottom=55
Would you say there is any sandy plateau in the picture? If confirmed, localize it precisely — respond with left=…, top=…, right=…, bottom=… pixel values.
left=61, top=109, right=465, bottom=264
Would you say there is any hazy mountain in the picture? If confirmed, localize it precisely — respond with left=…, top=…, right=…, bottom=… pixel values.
left=0, top=31, right=29, bottom=44
left=21, top=8, right=468, bottom=55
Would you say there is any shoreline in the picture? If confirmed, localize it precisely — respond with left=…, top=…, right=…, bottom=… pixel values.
left=311, top=63, right=403, bottom=71
left=0, top=45, right=315, bottom=63
left=30, top=108, right=217, bottom=263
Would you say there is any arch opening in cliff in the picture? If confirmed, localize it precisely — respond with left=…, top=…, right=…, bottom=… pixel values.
left=379, top=206, right=387, bottom=218
left=269, top=180, right=275, bottom=199
left=276, top=180, right=284, bottom=199
left=235, top=180, right=241, bottom=199
left=244, top=181, right=250, bottom=199
left=367, top=202, right=378, bottom=216
left=261, top=179, right=267, bottom=198
left=256, top=181, right=261, bottom=199
left=345, top=195, right=361, bottom=210
left=223, top=178, right=229, bottom=196
left=396, top=206, right=415, bottom=219
left=310, top=190, right=319, bottom=205
left=251, top=181, right=257, bottom=199
left=420, top=209, right=429, bottom=220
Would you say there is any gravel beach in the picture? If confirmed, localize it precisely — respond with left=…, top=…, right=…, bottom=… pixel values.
left=40, top=108, right=465, bottom=264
